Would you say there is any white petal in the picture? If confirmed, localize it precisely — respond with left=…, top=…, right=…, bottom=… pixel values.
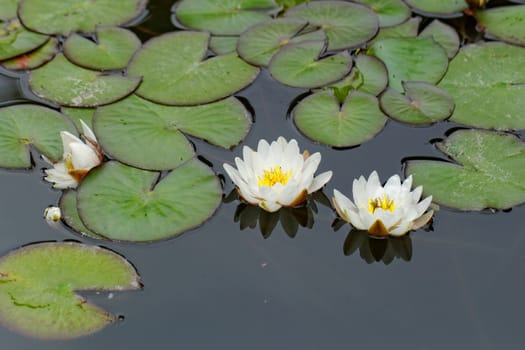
left=352, top=176, right=368, bottom=208
left=44, top=206, right=61, bottom=223
left=415, top=195, right=433, bottom=216
left=411, top=186, right=423, bottom=203
left=259, top=200, right=282, bottom=212
left=223, top=163, right=244, bottom=187
left=308, top=170, right=332, bottom=193
left=60, top=131, right=82, bottom=155
left=384, top=174, right=401, bottom=193
left=389, top=220, right=412, bottom=236
left=70, top=143, right=100, bottom=170
left=80, top=119, right=97, bottom=142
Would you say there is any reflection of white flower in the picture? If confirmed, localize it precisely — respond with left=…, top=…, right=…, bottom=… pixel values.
left=44, top=120, right=102, bottom=189
left=44, top=206, right=61, bottom=223
left=223, top=137, right=332, bottom=212
left=333, top=171, right=433, bottom=237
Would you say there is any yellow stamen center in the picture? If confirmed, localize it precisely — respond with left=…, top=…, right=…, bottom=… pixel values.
left=258, top=166, right=292, bottom=187
left=368, top=195, right=395, bottom=213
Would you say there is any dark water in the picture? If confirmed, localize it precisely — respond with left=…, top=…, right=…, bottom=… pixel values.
left=1, top=1, right=525, bottom=349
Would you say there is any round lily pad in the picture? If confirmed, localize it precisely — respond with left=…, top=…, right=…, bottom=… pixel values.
left=354, top=0, right=411, bottom=28
left=269, top=40, right=352, bottom=88
left=64, top=26, right=141, bottom=71
left=1, top=36, right=58, bottom=70
left=293, top=90, right=387, bottom=147
left=128, top=31, right=260, bottom=106
left=59, top=190, right=106, bottom=240
left=0, top=18, right=49, bottom=61
left=61, top=106, right=95, bottom=131
left=285, top=1, right=379, bottom=51
left=438, top=42, right=525, bottom=130
left=173, top=0, right=279, bottom=35
left=0, top=0, right=18, bottom=19
left=477, top=5, right=525, bottom=46
left=405, top=129, right=525, bottom=211
left=380, top=82, right=454, bottom=125
left=368, top=16, right=421, bottom=46
left=419, top=19, right=460, bottom=58
left=94, top=94, right=251, bottom=170
left=403, top=0, right=468, bottom=17
left=0, top=104, right=76, bottom=169
left=0, top=242, right=140, bottom=339
left=19, top=0, right=148, bottom=35
left=209, top=36, right=238, bottom=55
left=77, top=159, right=222, bottom=242
left=368, top=37, right=449, bottom=92
left=28, top=54, right=141, bottom=107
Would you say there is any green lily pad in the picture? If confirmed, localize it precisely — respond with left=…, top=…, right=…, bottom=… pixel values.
left=380, top=82, right=454, bottom=125
left=0, top=18, right=49, bottom=61
left=59, top=190, right=106, bottom=240
left=276, top=0, right=310, bottom=10
left=1, top=36, right=58, bottom=70
left=285, top=1, right=379, bottom=51
left=0, top=0, right=18, bottom=19
left=368, top=16, right=421, bottom=46
left=368, top=37, right=449, bottom=91
left=269, top=40, right=352, bottom=88
left=29, top=54, right=141, bottom=107
left=19, top=0, right=147, bottom=35
left=293, top=90, right=387, bottom=147
left=64, top=27, right=141, bottom=71
left=477, top=5, right=525, bottom=46
left=209, top=36, right=238, bottom=55
left=174, top=0, right=279, bottom=35
left=0, top=104, right=76, bottom=169
left=76, top=159, right=222, bottom=242
left=128, top=31, right=260, bottom=106
left=61, top=106, right=95, bottom=131
left=405, top=129, right=525, bottom=210
left=403, top=0, right=468, bottom=17
left=419, top=19, right=460, bottom=58
left=354, top=0, right=411, bottom=27
left=237, top=18, right=325, bottom=67
left=94, top=94, right=251, bottom=170
left=0, top=242, right=140, bottom=339
left=438, top=42, right=525, bottom=130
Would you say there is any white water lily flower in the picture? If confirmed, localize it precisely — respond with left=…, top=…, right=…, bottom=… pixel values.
left=333, top=171, right=433, bottom=237
left=223, top=137, right=333, bottom=212
left=44, top=206, right=61, bottom=223
left=44, top=120, right=103, bottom=189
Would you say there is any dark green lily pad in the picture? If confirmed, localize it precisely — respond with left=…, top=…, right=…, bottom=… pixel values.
left=380, top=82, right=454, bottom=125
left=419, top=19, right=460, bottom=58
left=0, top=18, right=49, bottom=61
left=209, top=36, right=238, bottom=55
left=438, top=42, right=525, bottom=130
left=269, top=40, right=352, bottom=88
left=61, top=106, right=95, bottom=131
left=128, top=31, right=260, bottom=106
left=403, top=0, right=468, bottom=17
left=0, top=104, right=76, bottom=169
left=368, top=37, right=449, bottom=91
left=293, top=90, right=387, bottom=147
left=94, top=94, right=251, bottom=170
left=59, top=190, right=106, bottom=240
left=285, top=1, right=379, bottom=51
left=77, top=159, right=222, bottom=242
left=19, top=0, right=147, bottom=35
left=354, top=0, right=411, bottom=27
left=477, top=5, right=525, bottom=46
left=0, top=242, right=140, bottom=339
left=0, top=0, right=18, bottom=19
left=29, top=54, right=141, bottom=107
left=368, top=16, right=421, bottom=46
left=174, top=0, right=279, bottom=35
left=64, top=27, right=141, bottom=71
left=1, top=36, right=58, bottom=70
left=405, top=129, right=525, bottom=210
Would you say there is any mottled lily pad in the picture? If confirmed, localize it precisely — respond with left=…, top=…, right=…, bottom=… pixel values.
left=405, top=129, right=525, bottom=210
left=209, top=36, right=238, bottom=55
left=0, top=18, right=49, bottom=60
left=19, top=0, right=147, bottom=35
left=59, top=190, right=106, bottom=240
left=380, top=82, right=454, bottom=125
left=419, top=19, right=460, bottom=58
left=0, top=104, right=76, bottom=169
left=64, top=27, right=141, bottom=71
left=354, top=0, right=410, bottom=27
left=128, top=31, right=259, bottom=106
left=0, top=0, right=18, bottom=19
left=285, top=1, right=379, bottom=51
left=77, top=159, right=222, bottom=242
left=94, top=94, right=251, bottom=170
left=0, top=242, right=140, bottom=339
left=29, top=54, right=141, bottom=107
left=293, top=90, right=387, bottom=147
left=438, top=42, right=525, bottom=130
left=1, top=37, right=58, bottom=70
left=477, top=5, right=525, bottom=46
left=404, top=0, right=468, bottom=17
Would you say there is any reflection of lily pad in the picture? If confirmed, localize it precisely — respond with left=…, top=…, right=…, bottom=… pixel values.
left=477, top=5, right=525, bottom=46
left=354, top=0, right=410, bottom=27
left=94, top=94, right=251, bottom=170
left=29, top=54, right=141, bottom=107
left=59, top=190, right=106, bottom=240
left=1, top=37, right=58, bottom=70
left=128, top=31, right=259, bottom=106
left=293, top=90, right=387, bottom=147
left=419, top=19, right=459, bottom=58
left=438, top=42, right=525, bottom=130
left=405, top=129, right=525, bottom=210
left=77, top=159, right=222, bottom=242
left=0, top=242, right=140, bottom=339
left=0, top=18, right=49, bottom=60
left=403, top=0, right=467, bottom=17
left=0, top=104, right=76, bottom=169
left=343, top=229, right=412, bottom=264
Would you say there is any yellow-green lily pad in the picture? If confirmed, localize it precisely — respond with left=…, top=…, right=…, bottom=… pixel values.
left=0, top=18, right=49, bottom=60
left=354, top=0, right=410, bottom=27
left=404, top=0, right=468, bottom=17
left=1, top=37, right=58, bottom=70
left=476, top=5, right=525, bottom=46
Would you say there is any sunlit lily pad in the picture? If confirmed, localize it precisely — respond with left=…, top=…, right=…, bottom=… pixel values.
left=354, top=0, right=410, bottom=27
left=293, top=90, right=387, bottom=147
left=380, top=82, right=454, bottom=125
left=0, top=0, right=18, bottom=19
left=209, top=36, right=238, bottom=55
left=29, top=54, right=141, bottom=107
left=128, top=31, right=259, bottom=106
left=77, top=159, right=222, bottom=242
left=59, top=190, right=106, bottom=240
left=174, top=0, right=279, bottom=35
left=405, top=129, right=525, bottom=210
left=94, top=94, right=251, bottom=170
left=285, top=1, right=379, bottom=51
left=0, top=18, right=49, bottom=60
left=477, top=5, right=525, bottom=46
left=64, top=27, right=141, bottom=71
left=1, top=37, right=58, bottom=70
left=403, top=0, right=468, bottom=17
left=0, top=104, right=76, bottom=169
left=19, top=0, right=147, bottom=35
left=0, top=242, right=140, bottom=339
left=368, top=37, right=449, bottom=91
left=419, top=19, right=459, bottom=58
left=269, top=40, right=352, bottom=88
left=438, top=42, right=525, bottom=130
